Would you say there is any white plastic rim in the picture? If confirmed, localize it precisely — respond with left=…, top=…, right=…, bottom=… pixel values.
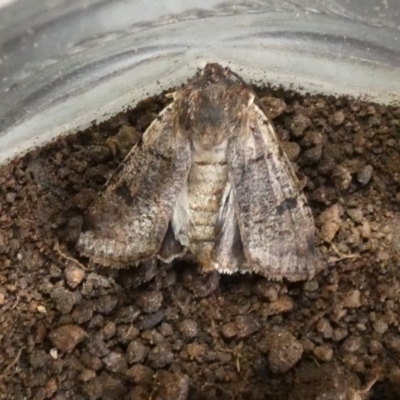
left=0, top=0, right=400, bottom=164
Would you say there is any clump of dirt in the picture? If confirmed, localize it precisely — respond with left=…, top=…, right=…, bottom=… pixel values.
left=1, top=82, right=400, bottom=400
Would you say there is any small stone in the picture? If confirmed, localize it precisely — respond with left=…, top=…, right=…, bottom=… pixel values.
left=316, top=318, right=333, bottom=339
left=332, top=165, right=352, bottom=191
left=116, top=305, right=141, bottom=323
left=301, top=130, right=324, bottom=148
left=186, top=343, right=206, bottom=361
left=50, top=287, right=80, bottom=314
left=160, top=323, right=174, bottom=337
left=253, top=281, right=281, bottom=301
left=303, top=280, right=319, bottom=292
left=102, top=321, right=116, bottom=339
left=6, top=192, right=16, bottom=203
left=373, top=319, right=388, bottom=334
left=221, top=322, right=237, bottom=339
left=318, top=204, right=342, bottom=242
left=148, top=342, right=174, bottom=368
left=179, top=319, right=198, bottom=339
left=127, top=340, right=149, bottom=364
left=268, top=330, right=303, bottom=373
left=125, top=364, right=154, bottom=384
left=357, top=165, right=373, bottom=186
left=346, top=208, right=363, bottom=224
left=45, top=378, right=58, bottom=398
left=48, top=324, right=86, bottom=352
left=78, top=368, right=97, bottom=382
left=332, top=328, right=348, bottom=342
left=153, top=371, right=189, bottom=400
left=139, top=310, right=165, bottom=330
left=369, top=339, right=383, bottom=355
left=94, top=295, right=118, bottom=315
left=378, top=251, right=390, bottom=261
left=71, top=301, right=94, bottom=324
left=342, top=289, right=361, bottom=308
left=341, top=336, right=362, bottom=353
left=103, top=351, right=128, bottom=373
left=64, top=265, right=85, bottom=289
left=86, top=333, right=111, bottom=357
left=280, top=141, right=301, bottom=161
left=49, top=349, right=58, bottom=360
left=264, top=296, right=294, bottom=316
left=80, top=351, right=103, bottom=371
left=313, top=345, right=333, bottom=362
left=235, top=315, right=260, bottom=338
left=299, top=145, right=323, bottom=165
left=360, top=221, right=371, bottom=239
left=330, top=110, right=345, bottom=126
left=290, top=114, right=311, bottom=137
left=137, top=290, right=163, bottom=313
left=260, top=96, right=287, bottom=119
left=385, top=335, right=400, bottom=353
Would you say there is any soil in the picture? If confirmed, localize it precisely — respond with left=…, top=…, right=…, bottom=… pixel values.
left=1, top=81, right=400, bottom=400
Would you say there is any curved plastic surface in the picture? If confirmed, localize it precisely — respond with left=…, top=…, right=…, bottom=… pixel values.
left=0, top=0, right=399, bottom=162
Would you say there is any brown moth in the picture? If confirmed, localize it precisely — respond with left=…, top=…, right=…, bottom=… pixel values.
left=77, top=63, right=319, bottom=281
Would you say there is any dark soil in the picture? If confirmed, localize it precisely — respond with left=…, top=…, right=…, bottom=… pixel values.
left=1, top=81, right=400, bottom=400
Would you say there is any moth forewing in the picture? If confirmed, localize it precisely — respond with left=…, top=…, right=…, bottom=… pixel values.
left=77, top=63, right=319, bottom=281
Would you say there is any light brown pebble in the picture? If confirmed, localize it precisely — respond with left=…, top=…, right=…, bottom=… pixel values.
left=330, top=110, right=345, bottom=126
left=45, top=378, right=58, bottom=398
left=78, top=369, right=97, bottom=382
left=221, top=322, right=237, bottom=339
left=313, top=345, right=333, bottom=362
left=260, top=96, right=287, bottom=119
left=187, top=343, right=206, bottom=361
left=153, top=371, right=190, bottom=400
left=102, top=321, right=116, bottom=339
left=341, top=336, right=362, bottom=353
left=127, top=340, right=149, bottom=364
left=303, top=280, right=319, bottom=292
left=316, top=318, right=333, bottom=339
left=179, top=319, right=198, bottom=338
left=318, top=204, right=342, bottom=242
left=268, top=330, right=303, bottom=374
left=280, top=141, right=301, bottom=161
left=264, top=296, right=294, bottom=316
left=332, top=165, right=352, bottom=191
left=137, top=290, right=163, bottom=313
left=103, top=351, right=128, bottom=373
left=64, top=265, right=85, bottom=289
left=369, top=339, right=383, bottom=355
left=48, top=324, right=87, bottom=353
left=373, top=320, right=389, bottom=334
left=342, top=289, right=361, bottom=308
left=360, top=221, right=371, bottom=239
left=125, top=364, right=154, bottom=384
left=346, top=208, right=363, bottom=224
left=290, top=114, right=311, bottom=137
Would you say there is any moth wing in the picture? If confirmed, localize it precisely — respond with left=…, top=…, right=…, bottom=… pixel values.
left=227, top=104, right=317, bottom=281
left=77, top=103, right=192, bottom=266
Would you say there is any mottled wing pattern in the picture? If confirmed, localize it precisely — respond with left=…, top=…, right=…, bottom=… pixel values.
left=77, top=103, right=192, bottom=266
left=227, top=104, right=317, bottom=281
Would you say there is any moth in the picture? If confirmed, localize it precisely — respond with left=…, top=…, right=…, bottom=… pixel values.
left=77, top=63, right=318, bottom=281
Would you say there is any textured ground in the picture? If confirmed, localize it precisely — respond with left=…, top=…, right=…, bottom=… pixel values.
left=1, top=82, right=400, bottom=399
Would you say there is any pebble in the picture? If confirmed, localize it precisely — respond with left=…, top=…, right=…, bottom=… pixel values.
left=148, top=342, right=174, bottom=368
left=127, top=340, right=149, bottom=364
left=280, top=141, right=301, bottom=161
left=342, top=289, right=361, bottom=308
left=78, top=368, right=97, bottom=382
left=48, top=324, right=86, bottom=353
left=332, top=165, right=352, bottom=191
left=116, top=305, right=141, bottom=323
left=264, top=296, right=294, bottom=316
left=360, top=221, right=371, bottom=239
left=316, top=318, right=333, bottom=339
left=313, top=345, right=333, bottom=362
left=179, top=319, right=198, bottom=339
left=50, top=287, right=80, bottom=314
left=187, top=343, right=206, bottom=361
left=93, top=295, right=118, bottom=315
left=137, top=290, right=163, bottom=313
left=45, top=378, right=58, bottom=397
left=368, top=339, right=383, bottom=355
left=64, top=265, right=85, bottom=289
left=222, top=322, right=237, bottom=339
left=71, top=301, right=94, bottom=324
left=299, top=145, right=323, bottom=165
left=125, top=364, right=154, bottom=384
left=153, top=371, right=189, bottom=400
left=373, top=319, right=388, bottom=334
left=357, top=165, right=373, bottom=186
left=139, top=310, right=165, bottom=330
left=341, top=336, right=362, bottom=353
left=330, top=110, right=345, bottom=126
left=346, top=208, right=363, bottom=224
left=384, top=335, right=400, bottom=353
left=318, top=204, right=342, bottom=242
left=268, top=330, right=303, bottom=373
left=80, top=351, right=103, bottom=371
left=253, top=281, right=281, bottom=301
left=102, top=321, right=116, bottom=339
left=260, top=96, right=287, bottom=119
left=290, top=114, right=311, bottom=137
left=103, top=351, right=128, bottom=373
left=303, top=280, right=319, bottom=292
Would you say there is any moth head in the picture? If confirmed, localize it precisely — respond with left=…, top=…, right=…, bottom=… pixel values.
left=175, top=64, right=254, bottom=149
